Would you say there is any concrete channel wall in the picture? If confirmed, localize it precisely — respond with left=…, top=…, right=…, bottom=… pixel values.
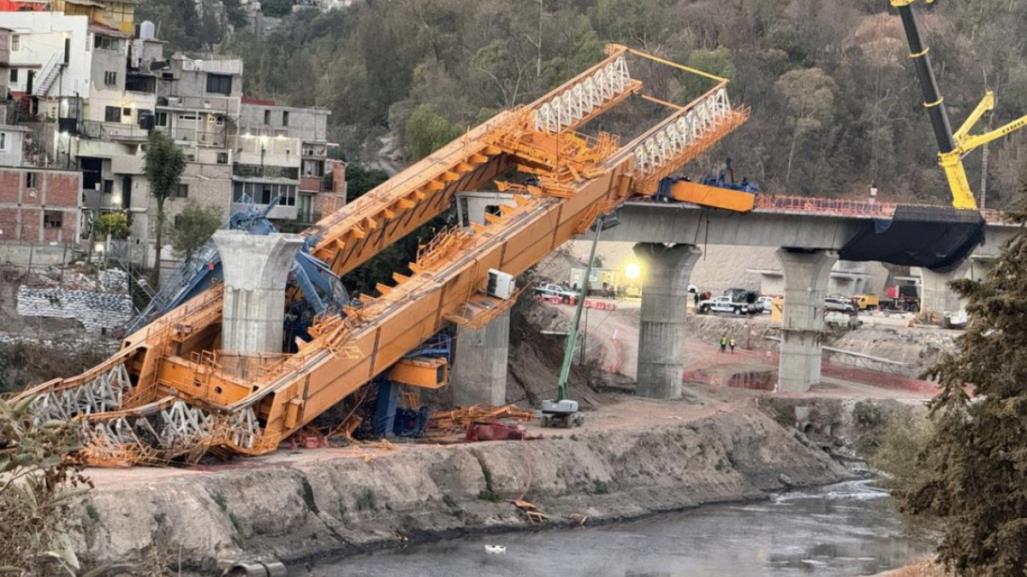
left=73, top=406, right=850, bottom=573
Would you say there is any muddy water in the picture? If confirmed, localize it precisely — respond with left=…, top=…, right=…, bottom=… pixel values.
left=318, top=479, right=931, bottom=577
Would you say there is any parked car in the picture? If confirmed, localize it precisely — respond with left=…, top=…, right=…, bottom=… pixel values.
left=824, top=296, right=856, bottom=314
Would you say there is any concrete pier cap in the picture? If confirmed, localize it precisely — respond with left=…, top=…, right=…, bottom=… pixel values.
left=776, top=248, right=837, bottom=393
left=633, top=242, right=702, bottom=400
left=213, top=231, right=305, bottom=360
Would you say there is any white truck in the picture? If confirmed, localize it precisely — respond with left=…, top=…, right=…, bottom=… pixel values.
left=697, top=294, right=759, bottom=315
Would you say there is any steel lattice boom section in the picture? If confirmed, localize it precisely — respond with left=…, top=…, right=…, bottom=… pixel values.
left=14, top=45, right=748, bottom=465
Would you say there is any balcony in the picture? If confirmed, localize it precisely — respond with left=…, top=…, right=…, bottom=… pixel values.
left=82, top=120, right=149, bottom=143
left=233, top=163, right=298, bottom=180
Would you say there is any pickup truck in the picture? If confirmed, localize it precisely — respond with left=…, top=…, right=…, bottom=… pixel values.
left=824, top=296, right=856, bottom=314
left=697, top=295, right=759, bottom=315
left=534, top=282, right=577, bottom=303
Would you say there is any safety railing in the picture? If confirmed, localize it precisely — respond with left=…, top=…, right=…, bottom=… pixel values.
left=754, top=195, right=897, bottom=218
left=755, top=194, right=1012, bottom=224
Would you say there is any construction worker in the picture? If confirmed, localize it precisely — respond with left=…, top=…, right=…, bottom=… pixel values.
left=729, top=337, right=737, bottom=353
left=719, top=335, right=727, bottom=353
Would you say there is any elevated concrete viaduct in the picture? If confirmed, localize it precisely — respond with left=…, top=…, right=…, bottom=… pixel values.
left=457, top=192, right=1017, bottom=401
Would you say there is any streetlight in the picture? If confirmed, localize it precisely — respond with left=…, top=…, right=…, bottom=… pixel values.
left=625, top=261, right=641, bottom=280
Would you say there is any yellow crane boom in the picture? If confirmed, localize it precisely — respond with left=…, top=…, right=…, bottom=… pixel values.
left=892, top=0, right=1027, bottom=210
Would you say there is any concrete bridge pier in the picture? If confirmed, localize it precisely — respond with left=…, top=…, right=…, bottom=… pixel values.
left=918, top=257, right=993, bottom=319
left=634, top=243, right=702, bottom=399
left=448, top=191, right=518, bottom=407
left=777, top=248, right=837, bottom=393
left=214, top=231, right=305, bottom=377
left=450, top=311, right=510, bottom=406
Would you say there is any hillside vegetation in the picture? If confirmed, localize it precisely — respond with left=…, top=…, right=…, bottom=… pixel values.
left=142, top=0, right=1027, bottom=207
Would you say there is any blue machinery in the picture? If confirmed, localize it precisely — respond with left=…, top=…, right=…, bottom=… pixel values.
left=124, top=197, right=349, bottom=337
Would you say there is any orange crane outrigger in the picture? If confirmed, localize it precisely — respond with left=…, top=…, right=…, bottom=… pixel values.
left=16, top=45, right=749, bottom=465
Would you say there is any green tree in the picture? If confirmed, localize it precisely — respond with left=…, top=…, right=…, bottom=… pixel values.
left=223, top=0, right=249, bottom=29
left=95, top=212, right=130, bottom=241
left=135, top=0, right=203, bottom=52
left=169, top=202, right=223, bottom=264
left=900, top=197, right=1027, bottom=576
left=403, top=104, right=464, bottom=160
left=261, top=0, right=292, bottom=17
left=0, top=397, right=91, bottom=576
left=345, top=163, right=389, bottom=203
left=774, top=67, right=837, bottom=189
left=144, top=131, right=186, bottom=288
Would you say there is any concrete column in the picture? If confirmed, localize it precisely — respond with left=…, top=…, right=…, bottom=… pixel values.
left=777, top=249, right=837, bottom=393
left=214, top=230, right=304, bottom=356
left=634, top=243, right=702, bottom=399
left=918, top=257, right=994, bottom=319
left=448, top=193, right=518, bottom=407
left=450, top=311, right=510, bottom=406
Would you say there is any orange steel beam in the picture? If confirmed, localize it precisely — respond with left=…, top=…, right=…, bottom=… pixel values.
left=16, top=45, right=748, bottom=465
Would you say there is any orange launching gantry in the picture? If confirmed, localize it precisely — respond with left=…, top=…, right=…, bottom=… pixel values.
left=16, top=45, right=748, bottom=465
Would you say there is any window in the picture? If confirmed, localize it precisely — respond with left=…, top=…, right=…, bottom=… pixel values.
left=0, top=132, right=6, bottom=151
left=155, top=111, right=168, bottom=127
left=102, top=179, right=113, bottom=194
left=232, top=182, right=296, bottom=206
left=105, top=106, right=120, bottom=122
left=173, top=183, right=188, bottom=198
left=263, top=110, right=271, bottom=125
left=10, top=35, right=19, bottom=51
left=282, top=110, right=289, bottom=127
left=104, top=71, right=117, bottom=87
left=302, top=159, right=324, bottom=177
left=122, top=107, right=132, bottom=118
left=206, top=73, right=232, bottom=96
left=216, top=151, right=229, bottom=164
left=93, top=35, right=119, bottom=51
left=25, top=172, right=38, bottom=188
left=44, top=211, right=63, bottom=229
left=9, top=69, right=17, bottom=83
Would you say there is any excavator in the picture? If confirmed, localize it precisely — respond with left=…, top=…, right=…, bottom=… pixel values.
left=15, top=45, right=752, bottom=465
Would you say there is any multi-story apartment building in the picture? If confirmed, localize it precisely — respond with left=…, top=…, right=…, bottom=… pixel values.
left=1, top=2, right=344, bottom=273
left=239, top=99, right=346, bottom=224
left=0, top=124, right=82, bottom=246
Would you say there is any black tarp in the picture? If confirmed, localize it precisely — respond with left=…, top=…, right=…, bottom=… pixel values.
left=838, top=205, right=985, bottom=272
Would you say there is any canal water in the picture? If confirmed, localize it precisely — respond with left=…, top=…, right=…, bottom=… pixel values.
left=320, top=479, right=932, bottom=577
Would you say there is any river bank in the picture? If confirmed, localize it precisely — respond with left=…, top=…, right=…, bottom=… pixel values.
left=321, top=479, right=933, bottom=577
left=71, top=397, right=874, bottom=573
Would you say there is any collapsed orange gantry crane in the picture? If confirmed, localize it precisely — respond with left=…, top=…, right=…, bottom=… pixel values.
left=16, top=45, right=748, bottom=465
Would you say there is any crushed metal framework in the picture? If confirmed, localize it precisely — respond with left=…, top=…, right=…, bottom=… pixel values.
left=15, top=44, right=748, bottom=465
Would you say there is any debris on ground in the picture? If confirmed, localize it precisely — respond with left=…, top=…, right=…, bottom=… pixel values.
left=428, top=404, right=535, bottom=433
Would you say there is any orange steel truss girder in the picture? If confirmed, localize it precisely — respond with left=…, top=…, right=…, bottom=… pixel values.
left=16, top=45, right=749, bottom=465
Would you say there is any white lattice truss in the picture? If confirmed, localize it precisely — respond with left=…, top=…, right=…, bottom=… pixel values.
left=533, top=56, right=632, bottom=133
left=29, top=363, right=133, bottom=422
left=632, top=87, right=733, bottom=177
left=82, top=402, right=260, bottom=454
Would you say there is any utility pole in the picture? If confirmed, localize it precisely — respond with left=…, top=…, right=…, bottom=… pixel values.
left=536, top=0, right=543, bottom=78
